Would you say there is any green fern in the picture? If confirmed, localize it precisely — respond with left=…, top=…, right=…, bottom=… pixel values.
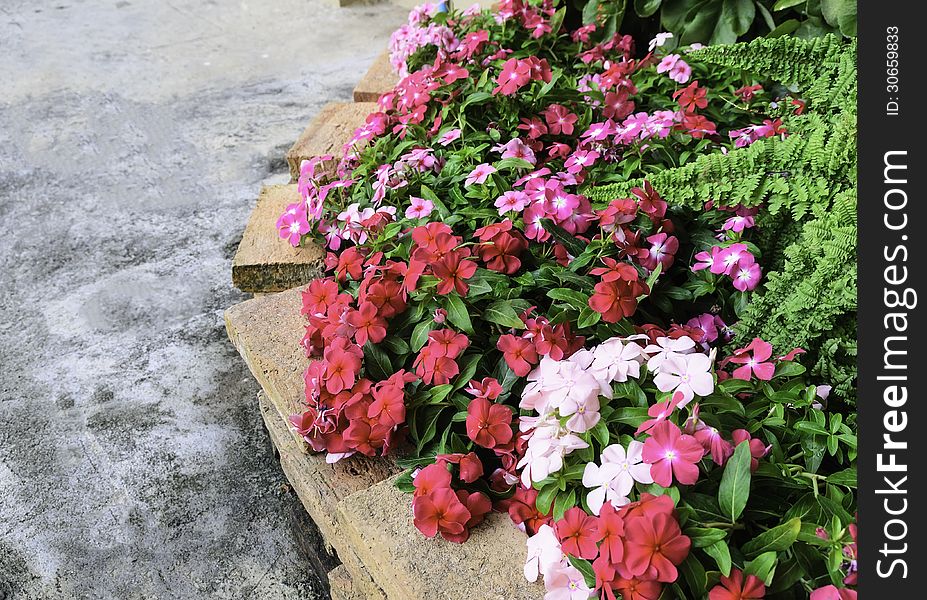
left=589, top=35, right=858, bottom=398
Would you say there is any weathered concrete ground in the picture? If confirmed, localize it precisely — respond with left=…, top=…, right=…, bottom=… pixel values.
left=0, top=0, right=406, bottom=598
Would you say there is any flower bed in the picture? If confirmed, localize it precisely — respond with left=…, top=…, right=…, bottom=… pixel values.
left=276, top=3, right=857, bottom=599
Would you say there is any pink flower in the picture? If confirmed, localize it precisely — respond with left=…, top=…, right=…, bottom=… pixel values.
left=277, top=209, right=311, bottom=247
left=405, top=196, right=434, bottom=219
left=722, top=215, right=755, bottom=232
left=495, top=138, right=536, bottom=165
left=465, top=163, right=497, bottom=187
left=731, top=429, right=771, bottom=472
left=810, top=586, right=857, bottom=600
left=695, top=426, right=734, bottom=466
left=656, top=54, right=680, bottom=74
left=669, top=59, right=691, bottom=83
left=642, top=421, right=705, bottom=487
left=564, top=150, right=599, bottom=174
left=437, top=128, right=462, bottom=146
left=635, top=392, right=682, bottom=436
left=728, top=338, right=776, bottom=380
left=495, top=190, right=530, bottom=215
left=544, top=565, right=593, bottom=600
left=493, top=57, right=531, bottom=96
left=542, top=104, right=577, bottom=135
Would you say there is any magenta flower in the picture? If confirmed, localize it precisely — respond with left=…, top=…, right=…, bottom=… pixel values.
left=642, top=421, right=705, bottom=487
left=277, top=209, right=311, bottom=247
left=722, top=215, right=755, bottom=233
left=405, top=196, right=434, bottom=219
left=564, top=150, right=599, bottom=174
left=495, top=138, right=536, bottom=165
left=728, top=338, right=776, bottom=381
left=465, top=163, right=497, bottom=187
left=712, top=243, right=750, bottom=276
left=732, top=256, right=762, bottom=292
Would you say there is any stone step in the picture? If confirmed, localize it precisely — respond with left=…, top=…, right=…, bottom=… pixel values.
left=353, top=50, right=398, bottom=103
left=328, top=565, right=365, bottom=600
left=285, top=102, right=378, bottom=181
left=337, top=475, right=542, bottom=600
left=231, top=185, right=326, bottom=294
left=257, top=392, right=390, bottom=600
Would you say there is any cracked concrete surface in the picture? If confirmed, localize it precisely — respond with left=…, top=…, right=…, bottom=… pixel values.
left=0, top=0, right=406, bottom=598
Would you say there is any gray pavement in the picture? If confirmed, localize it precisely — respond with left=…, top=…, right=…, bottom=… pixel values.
left=0, top=1, right=406, bottom=598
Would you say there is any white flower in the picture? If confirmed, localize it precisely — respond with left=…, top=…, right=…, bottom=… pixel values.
left=649, top=32, right=674, bottom=52
left=653, top=351, right=715, bottom=406
left=644, top=335, right=697, bottom=373
left=589, top=337, right=646, bottom=383
left=582, top=441, right=653, bottom=514
left=524, top=525, right=566, bottom=583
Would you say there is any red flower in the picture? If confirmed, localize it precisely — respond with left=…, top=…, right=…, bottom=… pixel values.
left=554, top=507, right=602, bottom=560
left=497, top=334, right=539, bottom=376
left=322, top=338, right=363, bottom=394
left=465, top=397, right=514, bottom=449
left=301, top=278, right=339, bottom=316
left=621, top=511, right=691, bottom=582
left=591, top=257, right=639, bottom=282
left=346, top=301, right=387, bottom=346
left=613, top=576, right=662, bottom=600
left=432, top=250, right=477, bottom=296
left=478, top=230, right=528, bottom=274
left=501, top=485, right=552, bottom=535
left=673, top=81, right=708, bottom=113
left=442, top=490, right=492, bottom=543
left=458, top=452, right=484, bottom=483
left=709, top=569, right=766, bottom=600
left=588, top=278, right=647, bottom=323
left=412, top=488, right=472, bottom=541
left=427, top=329, right=470, bottom=358
left=413, top=462, right=452, bottom=498
left=493, top=57, right=532, bottom=96
left=735, top=84, right=763, bottom=102
left=542, top=104, right=577, bottom=135
left=603, top=89, right=634, bottom=120
left=465, top=377, right=502, bottom=401
left=366, top=378, right=406, bottom=428
left=642, top=421, right=705, bottom=487
left=596, top=501, right=626, bottom=564
left=727, top=338, right=776, bottom=381
left=334, top=247, right=365, bottom=282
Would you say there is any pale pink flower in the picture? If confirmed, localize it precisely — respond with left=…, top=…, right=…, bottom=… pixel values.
left=669, top=59, right=691, bottom=83
left=465, top=163, right=497, bottom=187
left=543, top=565, right=593, bottom=600
left=524, top=524, right=566, bottom=582
left=405, top=196, right=434, bottom=219
left=644, top=336, right=696, bottom=372
left=649, top=32, right=674, bottom=52
left=438, top=128, right=462, bottom=146
left=495, top=190, right=530, bottom=215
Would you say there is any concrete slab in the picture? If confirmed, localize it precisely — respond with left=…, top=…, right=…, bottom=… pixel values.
left=232, top=185, right=326, bottom=293
left=0, top=0, right=407, bottom=598
left=285, top=102, right=379, bottom=181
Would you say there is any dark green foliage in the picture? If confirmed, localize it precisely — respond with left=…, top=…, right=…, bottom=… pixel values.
left=589, top=35, right=858, bottom=398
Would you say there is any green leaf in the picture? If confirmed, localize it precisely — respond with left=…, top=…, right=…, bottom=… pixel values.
left=718, top=441, right=753, bottom=522
left=577, top=306, right=601, bottom=329
left=680, top=555, right=707, bottom=596
left=540, top=219, right=586, bottom=257
left=772, top=0, right=805, bottom=9
left=744, top=551, right=778, bottom=585
left=553, top=488, right=577, bottom=521
left=380, top=336, right=410, bottom=356
left=394, top=469, right=416, bottom=493
left=685, top=527, right=728, bottom=548
left=826, top=467, right=857, bottom=488
left=484, top=301, right=527, bottom=329
left=742, top=518, right=801, bottom=557
left=364, top=342, right=393, bottom=380
left=774, top=361, right=806, bottom=378
left=703, top=540, right=732, bottom=576
left=453, top=354, right=481, bottom=391
left=820, top=0, right=857, bottom=36
left=535, top=484, right=557, bottom=515
left=568, top=556, right=597, bottom=588
left=445, top=294, right=473, bottom=334
left=582, top=0, right=601, bottom=24
left=411, top=319, right=435, bottom=352
left=547, top=288, right=589, bottom=310
left=634, top=0, right=662, bottom=18
left=495, top=157, right=535, bottom=171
